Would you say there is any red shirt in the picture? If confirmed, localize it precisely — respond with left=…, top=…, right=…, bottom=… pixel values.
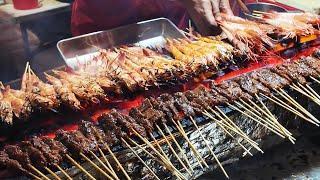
left=71, top=0, right=189, bottom=36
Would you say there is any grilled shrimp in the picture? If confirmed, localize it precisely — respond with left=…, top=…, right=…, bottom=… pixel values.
left=27, top=69, right=60, bottom=109
left=260, top=12, right=319, bottom=38
left=45, top=73, right=82, bottom=110
left=0, top=86, right=14, bottom=124
left=53, top=70, right=106, bottom=104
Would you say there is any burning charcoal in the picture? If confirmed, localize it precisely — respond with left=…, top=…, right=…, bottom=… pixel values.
left=20, top=141, right=48, bottom=169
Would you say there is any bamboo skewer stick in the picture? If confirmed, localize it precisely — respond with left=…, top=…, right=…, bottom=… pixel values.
left=227, top=102, right=286, bottom=138
left=305, top=84, right=320, bottom=100
left=89, top=150, right=119, bottom=180
left=66, top=154, right=96, bottom=180
left=291, top=84, right=320, bottom=106
left=254, top=94, right=295, bottom=143
left=28, top=172, right=41, bottom=180
left=55, top=164, right=73, bottom=180
left=127, top=138, right=156, bottom=159
left=121, top=138, right=161, bottom=180
left=80, top=153, right=114, bottom=180
left=98, top=148, right=119, bottom=180
left=132, top=129, right=185, bottom=180
left=155, top=125, right=193, bottom=176
left=261, top=93, right=316, bottom=125
left=211, top=107, right=262, bottom=150
left=28, top=164, right=50, bottom=180
left=202, top=111, right=253, bottom=156
left=276, top=89, right=320, bottom=124
left=170, top=119, right=205, bottom=170
left=189, top=116, right=229, bottom=178
left=174, top=119, right=209, bottom=168
left=148, top=132, right=186, bottom=180
left=235, top=100, right=285, bottom=136
left=242, top=98, right=294, bottom=142
left=311, top=76, right=320, bottom=85
left=104, top=144, right=132, bottom=180
left=163, top=123, right=194, bottom=172
left=44, top=167, right=61, bottom=180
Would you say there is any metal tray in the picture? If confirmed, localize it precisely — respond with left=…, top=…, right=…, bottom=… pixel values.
left=57, top=18, right=186, bottom=70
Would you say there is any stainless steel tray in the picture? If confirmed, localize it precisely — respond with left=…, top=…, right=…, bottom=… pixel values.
left=57, top=18, right=186, bottom=69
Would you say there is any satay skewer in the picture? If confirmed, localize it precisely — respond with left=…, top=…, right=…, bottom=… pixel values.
left=227, top=103, right=286, bottom=138
left=148, top=132, right=186, bottom=180
left=132, top=129, right=186, bottom=180
left=162, top=123, right=194, bottom=172
left=155, top=125, right=193, bottom=176
left=28, top=164, right=50, bottom=180
left=208, top=108, right=261, bottom=151
left=260, top=93, right=316, bottom=125
left=188, top=116, right=229, bottom=178
left=89, top=150, right=119, bottom=180
left=172, top=119, right=208, bottom=169
left=202, top=111, right=253, bottom=156
left=276, top=89, right=319, bottom=124
left=66, top=154, right=96, bottom=180
left=80, top=152, right=114, bottom=180
left=44, top=166, right=61, bottom=180
left=54, top=164, right=73, bottom=180
left=98, top=148, right=118, bottom=179
left=104, top=144, right=132, bottom=180
left=121, top=138, right=161, bottom=180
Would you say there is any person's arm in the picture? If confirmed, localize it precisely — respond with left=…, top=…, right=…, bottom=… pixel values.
left=180, top=0, right=233, bottom=35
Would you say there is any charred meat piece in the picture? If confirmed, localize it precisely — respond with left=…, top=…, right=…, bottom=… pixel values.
left=4, top=145, right=31, bottom=170
left=250, top=69, right=290, bottom=90
left=55, top=129, right=96, bottom=157
left=211, top=81, right=252, bottom=102
left=110, top=109, right=147, bottom=137
left=159, top=94, right=181, bottom=120
left=43, top=137, right=67, bottom=164
left=20, top=141, right=47, bottom=169
left=184, top=90, right=208, bottom=114
left=98, top=113, right=124, bottom=144
left=313, top=48, right=320, bottom=59
left=207, top=88, right=229, bottom=105
left=235, top=75, right=271, bottom=95
left=193, top=86, right=218, bottom=107
left=272, top=65, right=306, bottom=84
left=0, top=151, right=27, bottom=174
left=129, top=107, right=153, bottom=132
left=138, top=98, right=166, bottom=126
left=301, top=56, right=320, bottom=75
left=173, top=92, right=195, bottom=117
left=150, top=97, right=171, bottom=123
left=30, top=136, right=64, bottom=166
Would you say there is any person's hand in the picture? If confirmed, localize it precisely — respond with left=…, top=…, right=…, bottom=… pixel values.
left=180, top=0, right=233, bottom=35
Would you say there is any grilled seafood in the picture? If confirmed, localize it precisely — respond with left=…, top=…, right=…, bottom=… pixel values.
left=45, top=73, right=82, bottom=110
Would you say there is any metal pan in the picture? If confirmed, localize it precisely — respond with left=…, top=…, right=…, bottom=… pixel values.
left=57, top=18, right=186, bottom=70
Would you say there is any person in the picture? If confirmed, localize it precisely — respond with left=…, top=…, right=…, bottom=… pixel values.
left=71, top=0, right=239, bottom=36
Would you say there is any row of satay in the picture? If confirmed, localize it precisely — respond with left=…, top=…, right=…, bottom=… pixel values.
left=1, top=50, right=319, bottom=178
left=0, top=37, right=236, bottom=125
